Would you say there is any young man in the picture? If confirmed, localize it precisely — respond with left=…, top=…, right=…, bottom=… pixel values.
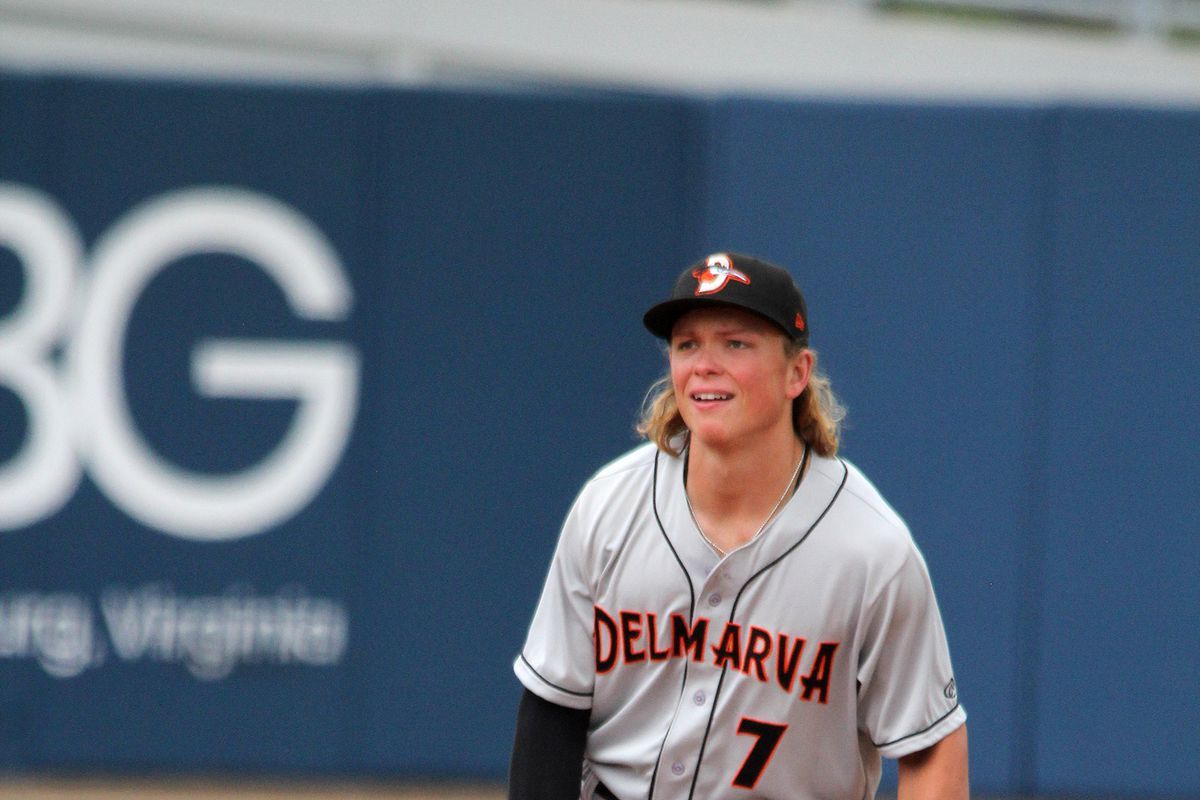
left=511, top=253, right=968, bottom=799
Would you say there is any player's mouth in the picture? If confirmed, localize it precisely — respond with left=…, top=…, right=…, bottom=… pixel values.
left=691, top=392, right=732, bottom=402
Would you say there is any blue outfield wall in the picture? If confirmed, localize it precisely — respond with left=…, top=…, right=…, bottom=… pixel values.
left=0, top=73, right=1196, bottom=796
left=1035, top=107, right=1200, bottom=795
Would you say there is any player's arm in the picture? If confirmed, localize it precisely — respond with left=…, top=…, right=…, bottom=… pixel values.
left=896, top=723, right=969, bottom=800
left=508, top=688, right=590, bottom=800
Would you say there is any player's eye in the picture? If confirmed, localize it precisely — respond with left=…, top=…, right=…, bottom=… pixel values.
left=672, top=339, right=697, bottom=352
left=727, top=339, right=750, bottom=349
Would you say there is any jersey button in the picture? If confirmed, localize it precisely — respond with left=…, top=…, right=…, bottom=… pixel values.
left=692, top=690, right=705, bottom=705
left=707, top=593, right=722, bottom=607
left=671, top=761, right=685, bottom=776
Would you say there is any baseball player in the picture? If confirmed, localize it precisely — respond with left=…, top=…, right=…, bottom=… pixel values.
left=509, top=253, right=968, bottom=799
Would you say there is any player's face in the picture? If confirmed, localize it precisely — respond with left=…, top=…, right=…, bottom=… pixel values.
left=669, top=306, right=811, bottom=452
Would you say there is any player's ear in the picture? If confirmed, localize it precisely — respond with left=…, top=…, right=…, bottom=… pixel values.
left=785, top=347, right=813, bottom=400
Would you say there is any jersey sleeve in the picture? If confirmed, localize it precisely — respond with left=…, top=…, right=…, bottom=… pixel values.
left=856, top=541, right=966, bottom=759
left=513, top=494, right=598, bottom=710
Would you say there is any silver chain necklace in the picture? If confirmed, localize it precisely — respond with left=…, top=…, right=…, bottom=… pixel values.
left=685, top=447, right=807, bottom=558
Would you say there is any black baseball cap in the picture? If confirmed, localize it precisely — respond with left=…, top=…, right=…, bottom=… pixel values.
left=643, top=252, right=809, bottom=344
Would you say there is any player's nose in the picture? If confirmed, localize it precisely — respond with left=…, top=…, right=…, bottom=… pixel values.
left=690, top=343, right=722, bottom=374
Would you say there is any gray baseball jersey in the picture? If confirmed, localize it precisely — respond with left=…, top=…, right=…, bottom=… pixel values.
left=514, top=442, right=965, bottom=800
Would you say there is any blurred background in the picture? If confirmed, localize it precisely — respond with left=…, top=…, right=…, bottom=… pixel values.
left=0, top=1, right=1197, bottom=798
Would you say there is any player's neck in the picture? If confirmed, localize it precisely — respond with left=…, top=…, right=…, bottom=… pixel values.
left=685, top=431, right=805, bottom=550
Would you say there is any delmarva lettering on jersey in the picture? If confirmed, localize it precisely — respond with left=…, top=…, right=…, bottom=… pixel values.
left=594, top=605, right=839, bottom=703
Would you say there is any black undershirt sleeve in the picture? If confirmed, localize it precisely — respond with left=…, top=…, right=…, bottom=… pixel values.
left=508, top=688, right=590, bottom=800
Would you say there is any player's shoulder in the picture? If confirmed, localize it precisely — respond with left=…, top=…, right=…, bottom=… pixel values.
left=808, top=453, right=913, bottom=552
left=830, top=456, right=907, bottom=529
left=556, top=442, right=662, bottom=558
left=588, top=440, right=660, bottom=483
left=569, top=441, right=660, bottom=510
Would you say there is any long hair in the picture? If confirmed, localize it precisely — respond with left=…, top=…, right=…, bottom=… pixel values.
left=635, top=344, right=846, bottom=457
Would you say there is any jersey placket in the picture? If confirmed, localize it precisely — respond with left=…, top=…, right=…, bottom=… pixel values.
left=653, top=556, right=744, bottom=798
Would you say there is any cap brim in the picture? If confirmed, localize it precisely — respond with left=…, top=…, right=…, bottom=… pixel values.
left=643, top=298, right=737, bottom=340
left=643, top=297, right=806, bottom=342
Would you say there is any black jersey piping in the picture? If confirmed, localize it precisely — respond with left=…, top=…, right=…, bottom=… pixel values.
left=651, top=448, right=697, bottom=618
left=729, top=451, right=842, bottom=623
left=517, top=653, right=593, bottom=698
left=646, top=448, right=699, bottom=800
left=685, top=454, right=847, bottom=800
left=872, top=702, right=963, bottom=749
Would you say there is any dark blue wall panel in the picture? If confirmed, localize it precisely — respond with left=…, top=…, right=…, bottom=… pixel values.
left=1035, top=106, right=1200, bottom=795
left=1, top=76, right=373, bottom=772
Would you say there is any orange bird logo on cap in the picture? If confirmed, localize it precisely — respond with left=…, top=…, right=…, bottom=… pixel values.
left=692, top=253, right=750, bottom=295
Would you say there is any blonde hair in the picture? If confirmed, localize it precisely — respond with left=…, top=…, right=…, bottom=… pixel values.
left=635, top=343, right=846, bottom=458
